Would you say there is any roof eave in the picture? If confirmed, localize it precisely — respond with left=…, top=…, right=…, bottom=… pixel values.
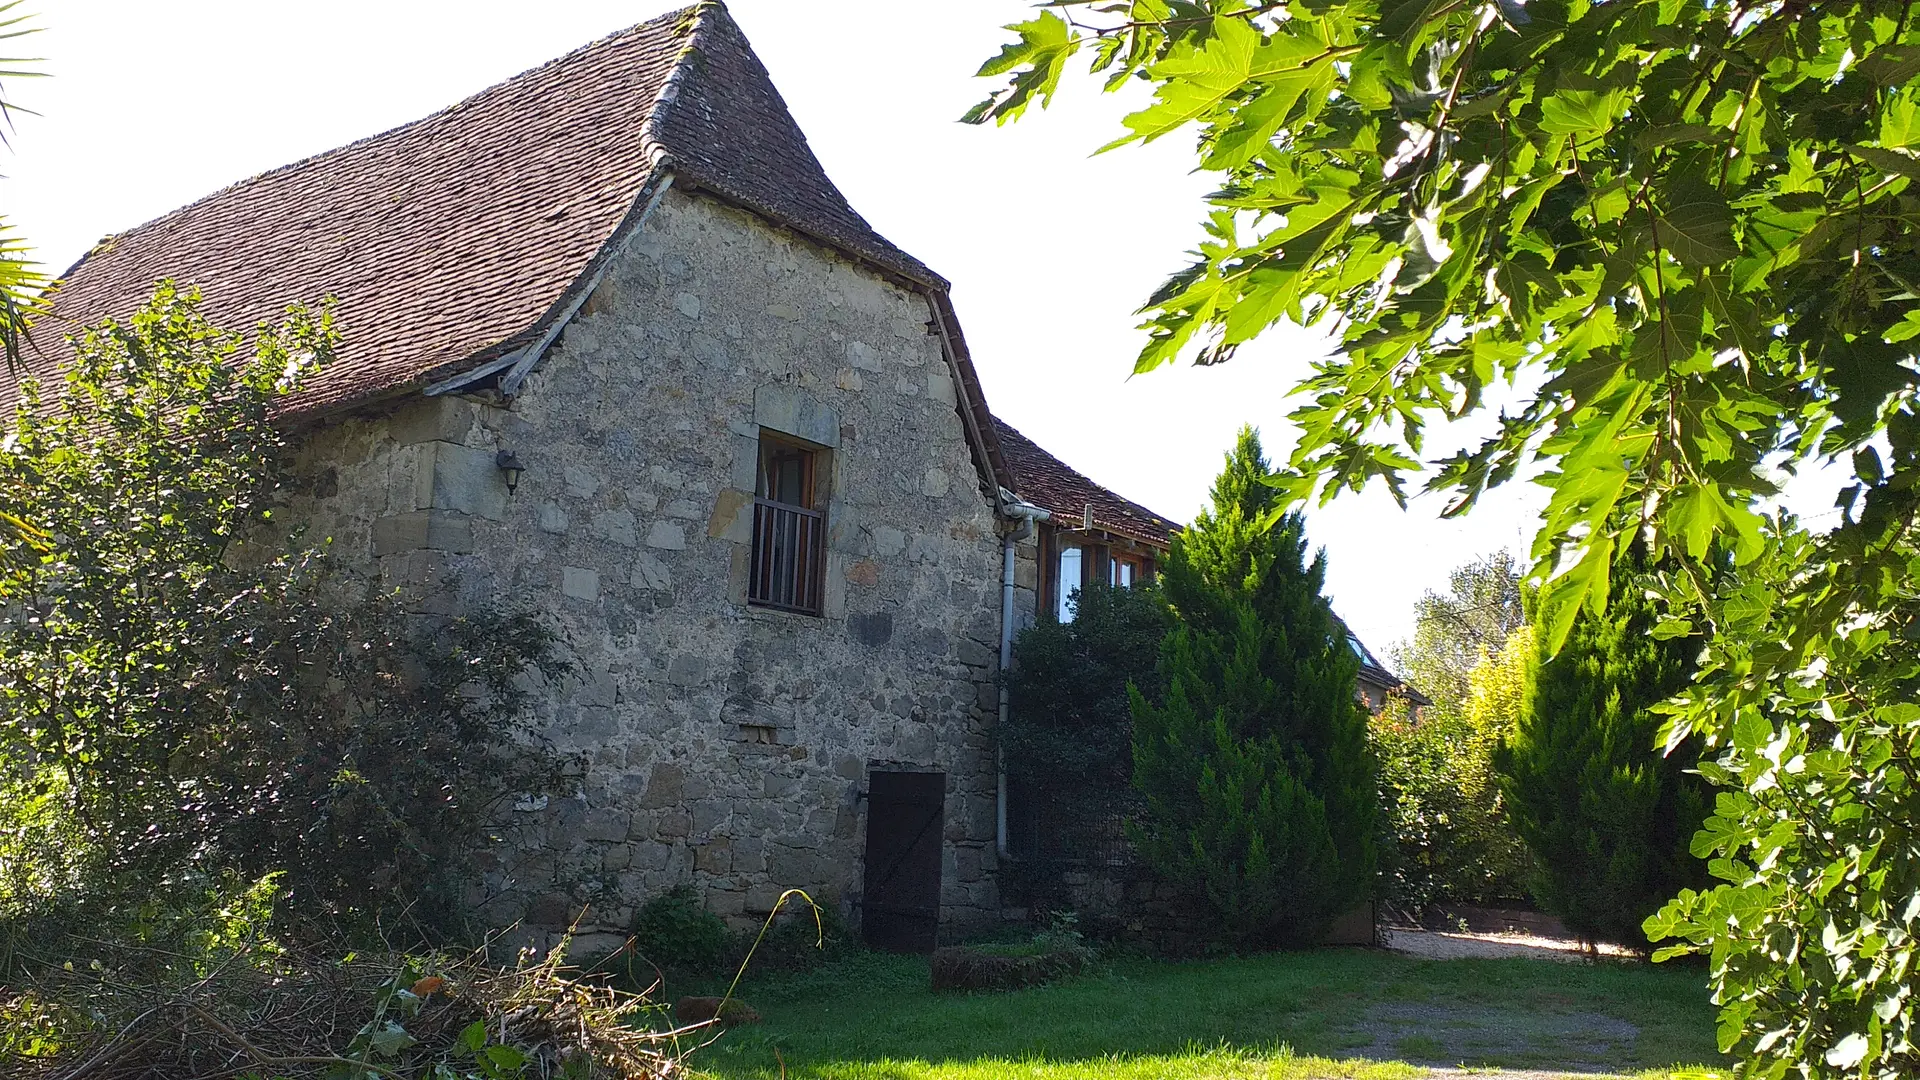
left=1044, top=520, right=1173, bottom=553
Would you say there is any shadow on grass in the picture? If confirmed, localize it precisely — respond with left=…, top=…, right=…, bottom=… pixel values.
left=686, top=946, right=1722, bottom=1080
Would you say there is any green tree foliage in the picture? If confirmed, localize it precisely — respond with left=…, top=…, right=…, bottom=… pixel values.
left=0, top=3, right=46, bottom=568
left=1464, top=626, right=1531, bottom=740
left=0, top=285, right=571, bottom=938
left=971, top=0, right=1920, bottom=1069
left=1006, top=580, right=1172, bottom=793
left=1644, top=528, right=1920, bottom=1077
left=1129, top=427, right=1374, bottom=946
left=1373, top=624, right=1533, bottom=910
left=1374, top=552, right=1532, bottom=909
left=0, top=1, right=43, bottom=370
left=1495, top=571, right=1706, bottom=945
left=1390, top=552, right=1526, bottom=715
left=967, top=0, right=1919, bottom=643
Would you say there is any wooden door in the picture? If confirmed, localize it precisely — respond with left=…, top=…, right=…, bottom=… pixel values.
left=860, top=770, right=945, bottom=952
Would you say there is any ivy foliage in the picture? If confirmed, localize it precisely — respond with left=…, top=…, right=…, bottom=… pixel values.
left=0, top=285, right=572, bottom=938
left=974, top=0, right=1920, bottom=1071
left=1129, top=427, right=1375, bottom=946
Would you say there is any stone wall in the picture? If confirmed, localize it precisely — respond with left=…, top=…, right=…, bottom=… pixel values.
left=290, top=189, right=1009, bottom=947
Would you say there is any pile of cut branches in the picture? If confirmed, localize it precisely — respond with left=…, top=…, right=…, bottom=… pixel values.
left=1, top=934, right=697, bottom=1079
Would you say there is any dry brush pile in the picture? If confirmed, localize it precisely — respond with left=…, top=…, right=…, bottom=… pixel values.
left=0, top=935, right=705, bottom=1079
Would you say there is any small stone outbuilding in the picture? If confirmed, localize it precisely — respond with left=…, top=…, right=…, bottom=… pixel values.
left=13, top=3, right=1027, bottom=951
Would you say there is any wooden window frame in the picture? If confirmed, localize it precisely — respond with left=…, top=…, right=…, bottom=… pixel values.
left=748, top=432, right=828, bottom=615
left=1043, top=526, right=1161, bottom=618
left=1110, top=551, right=1152, bottom=587
left=1043, top=526, right=1088, bottom=622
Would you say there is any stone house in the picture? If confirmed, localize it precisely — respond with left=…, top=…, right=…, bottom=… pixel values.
left=13, top=2, right=1416, bottom=952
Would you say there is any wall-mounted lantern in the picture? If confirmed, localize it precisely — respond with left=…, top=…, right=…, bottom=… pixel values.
left=495, top=449, right=526, bottom=495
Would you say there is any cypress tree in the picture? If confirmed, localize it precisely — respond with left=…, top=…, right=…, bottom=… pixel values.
left=1129, top=427, right=1376, bottom=946
left=1493, top=572, right=1707, bottom=945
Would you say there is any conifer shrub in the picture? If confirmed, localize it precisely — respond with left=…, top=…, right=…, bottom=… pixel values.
left=1129, top=428, right=1376, bottom=947
left=1494, top=573, right=1708, bottom=945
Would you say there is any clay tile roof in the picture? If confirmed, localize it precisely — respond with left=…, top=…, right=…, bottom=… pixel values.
left=651, top=9, right=942, bottom=291
left=993, top=416, right=1181, bottom=549
left=8, top=6, right=686, bottom=414
left=2, top=1, right=983, bottom=451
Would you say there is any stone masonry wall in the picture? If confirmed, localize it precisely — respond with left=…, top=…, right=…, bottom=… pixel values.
left=290, top=190, right=1009, bottom=949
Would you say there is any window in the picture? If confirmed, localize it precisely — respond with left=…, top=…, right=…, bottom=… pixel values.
left=749, top=433, right=825, bottom=614
left=1056, top=544, right=1082, bottom=622
left=1345, top=632, right=1378, bottom=668
left=1049, top=536, right=1156, bottom=622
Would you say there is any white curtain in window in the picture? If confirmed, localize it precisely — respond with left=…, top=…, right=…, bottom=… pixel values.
left=1112, top=560, right=1134, bottom=588
left=1057, top=546, right=1081, bottom=622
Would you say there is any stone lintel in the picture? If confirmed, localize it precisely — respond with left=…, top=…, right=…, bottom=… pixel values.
left=753, top=384, right=840, bottom=448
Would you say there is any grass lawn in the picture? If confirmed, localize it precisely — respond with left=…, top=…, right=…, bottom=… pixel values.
left=683, top=947, right=1722, bottom=1080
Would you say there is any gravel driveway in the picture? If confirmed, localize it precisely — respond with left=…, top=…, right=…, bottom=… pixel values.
left=1380, top=926, right=1641, bottom=963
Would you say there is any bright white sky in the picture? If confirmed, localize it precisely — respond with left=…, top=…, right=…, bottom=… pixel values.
left=6, top=0, right=1560, bottom=650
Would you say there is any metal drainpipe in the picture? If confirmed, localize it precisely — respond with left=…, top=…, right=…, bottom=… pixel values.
left=997, top=496, right=1050, bottom=860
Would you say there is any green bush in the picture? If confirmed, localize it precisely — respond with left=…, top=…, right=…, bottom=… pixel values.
left=1005, top=579, right=1170, bottom=792
left=1129, top=428, right=1375, bottom=947
left=929, top=913, right=1096, bottom=992
left=1495, top=571, right=1708, bottom=945
left=1004, top=579, right=1169, bottom=887
left=0, top=770, right=86, bottom=917
left=630, top=885, right=731, bottom=974
left=732, top=902, right=852, bottom=975
left=1373, top=628, right=1534, bottom=910
left=0, top=286, right=573, bottom=943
